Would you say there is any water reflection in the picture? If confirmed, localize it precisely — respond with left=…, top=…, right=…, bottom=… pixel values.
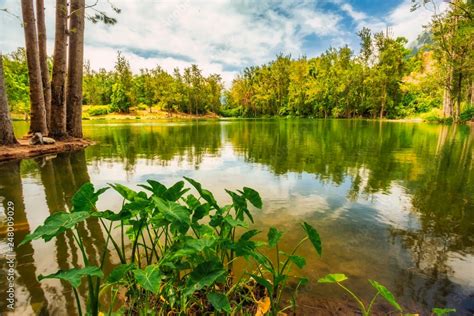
left=1, top=119, right=473, bottom=315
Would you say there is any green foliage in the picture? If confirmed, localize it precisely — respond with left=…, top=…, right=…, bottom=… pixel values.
left=432, top=308, right=457, bottom=315
left=21, top=178, right=454, bottom=315
left=460, top=107, right=474, bottom=122
left=86, top=105, right=111, bottom=116
left=38, top=266, right=104, bottom=288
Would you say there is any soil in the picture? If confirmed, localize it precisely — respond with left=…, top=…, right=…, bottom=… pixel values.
left=0, top=138, right=93, bottom=162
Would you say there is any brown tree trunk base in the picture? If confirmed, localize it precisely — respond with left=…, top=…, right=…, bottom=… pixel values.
left=0, top=138, right=93, bottom=162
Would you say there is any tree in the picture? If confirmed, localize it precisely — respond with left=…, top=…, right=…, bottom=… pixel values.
left=66, top=0, right=86, bottom=138
left=49, top=0, right=68, bottom=139
left=110, top=52, right=132, bottom=113
left=21, top=0, right=48, bottom=135
left=36, top=0, right=52, bottom=129
left=0, top=54, right=19, bottom=145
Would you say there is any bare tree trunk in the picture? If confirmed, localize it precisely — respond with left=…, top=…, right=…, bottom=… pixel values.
left=50, top=0, right=68, bottom=139
left=443, top=73, right=453, bottom=118
left=0, top=54, right=19, bottom=145
left=455, top=71, right=463, bottom=121
left=66, top=0, right=85, bottom=138
left=36, top=0, right=52, bottom=130
left=21, top=0, right=48, bottom=135
left=379, top=84, right=386, bottom=119
left=470, top=80, right=474, bottom=106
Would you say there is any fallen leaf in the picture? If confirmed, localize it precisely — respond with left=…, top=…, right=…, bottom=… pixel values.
left=255, top=296, right=271, bottom=316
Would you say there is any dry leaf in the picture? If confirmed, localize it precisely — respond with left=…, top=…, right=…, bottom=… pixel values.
left=255, top=296, right=271, bottom=316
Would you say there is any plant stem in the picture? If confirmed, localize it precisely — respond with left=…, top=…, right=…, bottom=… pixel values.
left=337, top=282, right=367, bottom=315
left=73, top=287, right=83, bottom=316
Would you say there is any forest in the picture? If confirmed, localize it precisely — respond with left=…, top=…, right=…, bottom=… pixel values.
left=1, top=0, right=473, bottom=137
left=0, top=0, right=474, bottom=315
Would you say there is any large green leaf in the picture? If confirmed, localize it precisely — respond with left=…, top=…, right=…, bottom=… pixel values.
left=138, top=179, right=167, bottom=196
left=92, top=209, right=132, bottom=221
left=38, top=266, right=103, bottom=288
left=302, top=222, right=322, bottom=256
left=223, top=215, right=247, bottom=228
left=20, top=211, right=90, bottom=245
left=318, top=273, right=348, bottom=283
left=153, top=197, right=191, bottom=229
left=110, top=183, right=138, bottom=201
left=267, top=227, right=283, bottom=248
left=207, top=292, right=231, bottom=313
left=133, top=265, right=162, bottom=294
left=369, top=280, right=402, bottom=312
left=184, top=177, right=218, bottom=208
left=107, top=263, right=135, bottom=284
left=163, top=181, right=190, bottom=201
left=71, top=183, right=108, bottom=213
left=185, top=261, right=227, bottom=296
left=192, top=203, right=211, bottom=222
left=242, top=187, right=263, bottom=209
left=288, top=255, right=306, bottom=269
left=432, top=308, right=456, bottom=316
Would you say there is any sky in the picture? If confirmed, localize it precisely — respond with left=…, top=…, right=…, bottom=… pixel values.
left=0, top=0, right=446, bottom=86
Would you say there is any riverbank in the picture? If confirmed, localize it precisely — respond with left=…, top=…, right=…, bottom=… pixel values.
left=0, top=138, right=93, bottom=162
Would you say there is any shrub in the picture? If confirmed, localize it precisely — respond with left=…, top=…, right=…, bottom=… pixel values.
left=220, top=106, right=243, bottom=117
left=460, top=107, right=474, bottom=122
left=86, top=105, right=111, bottom=116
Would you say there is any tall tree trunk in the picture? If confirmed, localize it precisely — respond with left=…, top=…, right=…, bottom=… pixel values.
left=36, top=0, right=52, bottom=130
left=21, top=0, right=48, bottom=135
left=66, top=0, right=85, bottom=138
left=443, top=74, right=453, bottom=118
left=0, top=54, right=19, bottom=145
left=379, top=83, right=386, bottom=119
left=50, top=0, right=68, bottom=139
left=455, top=71, right=463, bottom=121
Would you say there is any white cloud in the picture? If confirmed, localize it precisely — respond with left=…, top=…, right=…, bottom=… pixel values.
left=386, top=0, right=448, bottom=43
left=0, top=0, right=449, bottom=87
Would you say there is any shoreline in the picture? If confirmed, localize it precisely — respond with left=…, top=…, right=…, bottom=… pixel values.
left=0, top=138, right=94, bottom=162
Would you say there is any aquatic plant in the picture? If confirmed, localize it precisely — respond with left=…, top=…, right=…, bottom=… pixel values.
left=20, top=178, right=320, bottom=315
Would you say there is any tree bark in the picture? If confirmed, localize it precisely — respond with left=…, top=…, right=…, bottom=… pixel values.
left=66, top=0, right=85, bottom=138
left=21, top=0, right=48, bottom=135
left=50, top=0, right=68, bottom=139
left=36, top=0, right=52, bottom=130
left=443, top=74, right=453, bottom=118
left=0, top=54, right=19, bottom=145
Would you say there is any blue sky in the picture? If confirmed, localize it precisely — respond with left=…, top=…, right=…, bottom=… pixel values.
left=0, top=0, right=446, bottom=85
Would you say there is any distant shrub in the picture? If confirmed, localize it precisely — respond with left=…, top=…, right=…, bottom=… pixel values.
left=136, top=103, right=149, bottom=111
left=87, top=105, right=111, bottom=116
left=460, top=107, right=474, bottom=122
left=220, top=106, right=242, bottom=117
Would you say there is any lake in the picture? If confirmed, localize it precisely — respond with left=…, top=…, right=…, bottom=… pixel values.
left=1, top=119, right=473, bottom=315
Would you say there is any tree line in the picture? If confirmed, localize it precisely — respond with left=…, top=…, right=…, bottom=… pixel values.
left=83, top=52, right=223, bottom=115
left=225, top=0, right=473, bottom=119
left=1, top=0, right=473, bottom=147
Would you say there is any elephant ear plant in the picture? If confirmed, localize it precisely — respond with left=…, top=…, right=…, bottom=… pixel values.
left=20, top=177, right=322, bottom=315
left=317, top=274, right=456, bottom=316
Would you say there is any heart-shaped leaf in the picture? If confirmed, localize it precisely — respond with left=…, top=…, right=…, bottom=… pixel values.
left=38, top=266, right=103, bottom=288
left=20, top=211, right=90, bottom=245
left=207, top=292, right=231, bottom=313
left=302, top=222, right=322, bottom=256
left=318, top=273, right=348, bottom=283
left=133, top=265, right=162, bottom=294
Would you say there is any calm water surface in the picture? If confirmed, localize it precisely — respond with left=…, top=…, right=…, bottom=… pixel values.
left=1, top=119, right=473, bottom=315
